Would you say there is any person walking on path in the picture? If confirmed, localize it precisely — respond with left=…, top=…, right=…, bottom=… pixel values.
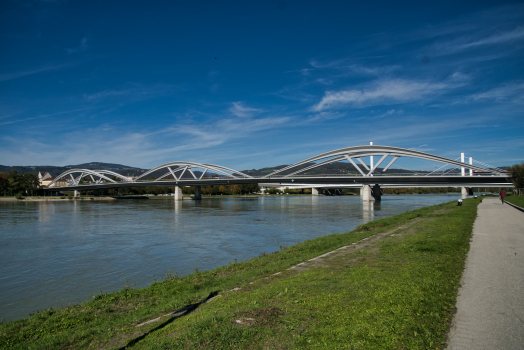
left=499, top=189, right=506, bottom=204
left=446, top=197, right=524, bottom=350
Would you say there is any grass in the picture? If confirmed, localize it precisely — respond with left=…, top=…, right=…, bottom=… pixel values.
left=0, top=199, right=480, bottom=349
left=505, top=195, right=524, bottom=207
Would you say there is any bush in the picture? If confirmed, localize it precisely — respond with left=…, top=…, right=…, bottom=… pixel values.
left=15, top=192, right=24, bottom=200
left=264, top=187, right=282, bottom=194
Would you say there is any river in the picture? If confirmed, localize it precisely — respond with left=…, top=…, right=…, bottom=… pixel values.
left=0, top=194, right=463, bottom=322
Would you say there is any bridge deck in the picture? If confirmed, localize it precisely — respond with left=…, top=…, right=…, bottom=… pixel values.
left=45, top=175, right=511, bottom=191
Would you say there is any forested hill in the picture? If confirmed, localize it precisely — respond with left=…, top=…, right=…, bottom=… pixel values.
left=0, top=162, right=145, bottom=177
left=1, top=161, right=503, bottom=178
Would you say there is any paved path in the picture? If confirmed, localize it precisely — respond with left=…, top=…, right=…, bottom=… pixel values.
left=447, top=197, right=524, bottom=350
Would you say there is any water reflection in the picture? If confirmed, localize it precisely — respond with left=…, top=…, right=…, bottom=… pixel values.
left=362, top=200, right=374, bottom=222
left=173, top=200, right=181, bottom=214
left=0, top=194, right=462, bottom=321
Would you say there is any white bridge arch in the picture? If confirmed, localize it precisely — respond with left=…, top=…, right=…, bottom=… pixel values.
left=44, top=144, right=507, bottom=190
left=264, top=145, right=495, bottom=178
left=47, top=169, right=133, bottom=187
left=134, top=161, right=253, bottom=182
left=47, top=162, right=252, bottom=188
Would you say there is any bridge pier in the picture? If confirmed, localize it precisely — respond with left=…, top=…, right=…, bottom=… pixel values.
left=194, top=186, right=202, bottom=200
left=174, top=186, right=183, bottom=201
left=312, top=188, right=323, bottom=195
left=372, top=184, right=382, bottom=201
left=362, top=185, right=374, bottom=201
left=74, top=190, right=79, bottom=197
left=461, top=187, right=468, bottom=196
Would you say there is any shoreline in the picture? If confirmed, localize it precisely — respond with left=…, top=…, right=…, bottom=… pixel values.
left=0, top=192, right=472, bottom=203
left=0, top=196, right=117, bottom=202
left=1, top=198, right=480, bottom=349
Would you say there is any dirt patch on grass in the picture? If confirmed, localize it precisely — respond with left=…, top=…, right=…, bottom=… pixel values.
left=234, top=307, right=283, bottom=327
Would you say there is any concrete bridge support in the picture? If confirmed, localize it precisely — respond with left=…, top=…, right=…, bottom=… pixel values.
left=362, top=185, right=374, bottom=201
left=74, top=190, right=79, bottom=197
left=312, top=188, right=323, bottom=195
left=174, top=186, right=183, bottom=201
left=194, top=186, right=202, bottom=200
left=372, top=184, right=382, bottom=201
left=461, top=187, right=468, bottom=196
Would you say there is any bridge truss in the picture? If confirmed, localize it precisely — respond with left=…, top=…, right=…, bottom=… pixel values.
left=45, top=145, right=511, bottom=191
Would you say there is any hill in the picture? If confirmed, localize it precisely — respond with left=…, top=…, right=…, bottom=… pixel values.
left=0, top=163, right=145, bottom=177
left=2, top=160, right=502, bottom=178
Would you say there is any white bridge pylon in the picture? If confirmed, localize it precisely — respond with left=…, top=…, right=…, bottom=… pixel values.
left=264, top=145, right=494, bottom=178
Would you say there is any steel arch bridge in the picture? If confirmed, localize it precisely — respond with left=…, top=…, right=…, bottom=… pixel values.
left=45, top=145, right=511, bottom=191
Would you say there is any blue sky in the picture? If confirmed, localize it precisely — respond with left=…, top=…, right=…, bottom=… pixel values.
left=1, top=0, right=523, bottom=171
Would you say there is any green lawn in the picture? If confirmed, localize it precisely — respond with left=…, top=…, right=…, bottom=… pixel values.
left=505, top=195, right=524, bottom=207
left=0, top=199, right=479, bottom=349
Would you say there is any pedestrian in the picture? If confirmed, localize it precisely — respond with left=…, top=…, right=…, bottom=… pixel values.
left=499, top=189, right=506, bottom=204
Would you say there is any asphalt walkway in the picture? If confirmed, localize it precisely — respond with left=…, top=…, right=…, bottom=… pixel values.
left=447, top=197, right=524, bottom=350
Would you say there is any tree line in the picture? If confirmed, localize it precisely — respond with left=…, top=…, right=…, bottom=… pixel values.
left=0, top=171, right=40, bottom=197
left=78, top=183, right=261, bottom=197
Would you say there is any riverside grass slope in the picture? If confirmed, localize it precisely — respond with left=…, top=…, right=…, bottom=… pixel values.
left=1, top=198, right=480, bottom=349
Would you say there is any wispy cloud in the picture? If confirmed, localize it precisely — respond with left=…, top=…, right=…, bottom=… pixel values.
left=1, top=113, right=296, bottom=167
left=274, top=86, right=316, bottom=102
left=460, top=26, right=524, bottom=49
left=229, top=102, right=261, bottom=117
left=431, top=26, right=524, bottom=56
left=66, top=37, right=88, bottom=55
left=305, top=111, right=345, bottom=123
left=0, top=107, right=96, bottom=126
left=312, top=79, right=448, bottom=111
left=0, top=62, right=77, bottom=82
left=83, top=84, right=178, bottom=103
left=309, top=59, right=400, bottom=77
left=467, top=82, right=524, bottom=104
left=376, top=109, right=402, bottom=118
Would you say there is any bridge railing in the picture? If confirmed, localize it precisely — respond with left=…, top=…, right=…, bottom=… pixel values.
left=262, top=172, right=506, bottom=178
left=125, top=173, right=506, bottom=182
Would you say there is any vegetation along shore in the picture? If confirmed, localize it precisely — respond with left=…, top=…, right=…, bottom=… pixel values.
left=0, top=198, right=482, bottom=349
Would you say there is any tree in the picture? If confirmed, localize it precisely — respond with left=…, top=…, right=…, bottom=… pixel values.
left=0, top=173, right=8, bottom=196
left=508, top=162, right=524, bottom=190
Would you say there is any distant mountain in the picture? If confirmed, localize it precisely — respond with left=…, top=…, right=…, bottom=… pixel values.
left=0, top=162, right=146, bottom=177
left=0, top=161, right=507, bottom=179
left=65, top=162, right=143, bottom=171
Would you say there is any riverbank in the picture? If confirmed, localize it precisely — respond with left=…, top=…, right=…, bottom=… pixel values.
left=0, top=196, right=117, bottom=202
left=0, top=198, right=479, bottom=349
left=0, top=194, right=312, bottom=202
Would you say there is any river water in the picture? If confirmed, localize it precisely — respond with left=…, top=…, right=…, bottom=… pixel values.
left=0, top=194, right=462, bottom=322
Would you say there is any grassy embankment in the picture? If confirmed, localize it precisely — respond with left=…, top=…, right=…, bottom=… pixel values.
left=0, top=198, right=480, bottom=349
left=505, top=195, right=524, bottom=208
